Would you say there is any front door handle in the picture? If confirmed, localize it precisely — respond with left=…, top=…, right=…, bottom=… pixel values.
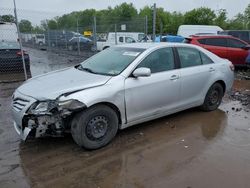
left=170, top=75, right=179, bottom=80
left=209, top=67, right=215, bottom=72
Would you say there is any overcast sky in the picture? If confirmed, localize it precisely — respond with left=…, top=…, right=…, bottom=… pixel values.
left=1, top=0, right=250, bottom=24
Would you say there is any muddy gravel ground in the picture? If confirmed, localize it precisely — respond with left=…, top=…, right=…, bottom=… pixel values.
left=0, top=48, right=250, bottom=188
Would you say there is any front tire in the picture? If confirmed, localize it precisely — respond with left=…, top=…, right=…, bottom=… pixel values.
left=71, top=105, right=118, bottom=149
left=200, top=83, right=224, bottom=111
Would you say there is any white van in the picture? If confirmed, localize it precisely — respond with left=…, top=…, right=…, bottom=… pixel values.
left=0, top=22, right=18, bottom=42
left=97, top=32, right=145, bottom=51
left=177, top=25, right=223, bottom=38
left=107, top=32, right=145, bottom=42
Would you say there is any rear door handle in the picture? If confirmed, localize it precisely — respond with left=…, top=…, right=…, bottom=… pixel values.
left=170, top=75, right=179, bottom=80
left=209, top=67, right=215, bottom=72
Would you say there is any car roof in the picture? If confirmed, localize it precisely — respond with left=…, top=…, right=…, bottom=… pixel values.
left=116, top=42, right=194, bottom=50
left=188, top=34, right=249, bottom=43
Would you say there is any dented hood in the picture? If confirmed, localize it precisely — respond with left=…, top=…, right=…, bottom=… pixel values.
left=17, top=67, right=112, bottom=100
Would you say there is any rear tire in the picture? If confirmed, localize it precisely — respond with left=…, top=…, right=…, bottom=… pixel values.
left=200, top=83, right=224, bottom=111
left=71, top=105, right=118, bottom=149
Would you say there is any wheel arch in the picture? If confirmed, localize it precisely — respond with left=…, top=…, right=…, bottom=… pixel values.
left=214, top=80, right=226, bottom=94
left=88, top=102, right=122, bottom=127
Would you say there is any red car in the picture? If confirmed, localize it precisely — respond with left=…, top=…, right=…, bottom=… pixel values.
left=185, top=35, right=250, bottom=67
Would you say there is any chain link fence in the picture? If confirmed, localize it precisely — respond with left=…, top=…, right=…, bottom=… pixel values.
left=0, top=8, right=148, bottom=83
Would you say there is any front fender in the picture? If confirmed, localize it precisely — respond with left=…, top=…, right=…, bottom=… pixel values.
left=58, top=76, right=126, bottom=124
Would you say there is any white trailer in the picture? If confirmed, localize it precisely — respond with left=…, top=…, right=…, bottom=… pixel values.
left=177, top=25, right=223, bottom=38
left=0, top=22, right=18, bottom=42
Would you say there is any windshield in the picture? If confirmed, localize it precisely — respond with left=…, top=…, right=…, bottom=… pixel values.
left=79, top=47, right=145, bottom=76
left=0, top=41, right=20, bottom=50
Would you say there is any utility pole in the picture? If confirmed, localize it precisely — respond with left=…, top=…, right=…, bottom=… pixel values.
left=13, top=0, right=28, bottom=80
left=152, top=3, right=156, bottom=42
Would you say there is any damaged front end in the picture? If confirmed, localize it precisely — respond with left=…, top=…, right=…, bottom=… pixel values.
left=21, top=99, right=86, bottom=140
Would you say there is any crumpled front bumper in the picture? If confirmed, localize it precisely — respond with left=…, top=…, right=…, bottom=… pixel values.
left=13, top=121, right=31, bottom=141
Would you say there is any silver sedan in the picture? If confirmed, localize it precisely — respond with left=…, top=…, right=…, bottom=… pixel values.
left=12, top=43, right=234, bottom=149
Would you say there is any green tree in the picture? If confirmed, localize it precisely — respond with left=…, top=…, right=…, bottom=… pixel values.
left=184, top=7, right=216, bottom=25
left=168, top=12, right=185, bottom=34
left=32, top=25, right=44, bottom=33
left=112, top=3, right=137, bottom=20
left=0, top=14, right=15, bottom=22
left=244, top=4, right=250, bottom=29
left=47, top=19, right=58, bottom=30
left=227, top=13, right=246, bottom=30
left=214, top=9, right=227, bottom=29
left=139, top=6, right=153, bottom=34
left=19, top=19, right=33, bottom=33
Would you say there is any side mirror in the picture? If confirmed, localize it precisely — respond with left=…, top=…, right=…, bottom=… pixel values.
left=132, top=67, right=151, bottom=77
left=242, top=45, right=250, bottom=50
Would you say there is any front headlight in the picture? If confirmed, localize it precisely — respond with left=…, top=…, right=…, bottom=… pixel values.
left=58, top=99, right=86, bottom=111
left=30, top=101, right=57, bottom=114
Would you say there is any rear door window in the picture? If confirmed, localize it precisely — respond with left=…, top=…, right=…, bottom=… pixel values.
left=204, top=38, right=227, bottom=47
left=177, top=47, right=202, bottom=68
left=227, top=38, right=246, bottom=48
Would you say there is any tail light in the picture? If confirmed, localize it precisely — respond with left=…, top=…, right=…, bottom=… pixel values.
left=16, top=50, right=27, bottom=56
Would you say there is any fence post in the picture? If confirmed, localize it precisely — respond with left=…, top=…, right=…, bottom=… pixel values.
left=31, top=28, right=35, bottom=48
left=47, top=29, right=50, bottom=51
left=152, top=3, right=156, bottom=42
left=13, top=0, right=27, bottom=80
left=93, top=16, right=97, bottom=51
left=145, top=15, right=148, bottom=42
left=64, top=30, right=67, bottom=50
left=115, top=24, right=117, bottom=45
left=77, top=18, right=80, bottom=55
left=160, top=21, right=163, bottom=35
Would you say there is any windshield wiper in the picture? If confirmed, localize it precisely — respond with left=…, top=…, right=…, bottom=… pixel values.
left=76, top=65, right=115, bottom=76
left=77, top=65, right=96, bottom=74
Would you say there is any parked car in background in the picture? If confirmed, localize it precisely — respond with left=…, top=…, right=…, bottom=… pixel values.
left=177, top=25, right=223, bottom=38
left=45, top=30, right=81, bottom=48
left=12, top=43, right=234, bottom=149
left=185, top=35, right=250, bottom=67
left=0, top=41, right=30, bottom=73
left=219, top=30, right=250, bottom=44
left=68, top=36, right=93, bottom=51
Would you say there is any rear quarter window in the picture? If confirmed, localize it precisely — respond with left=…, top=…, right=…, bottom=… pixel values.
left=200, top=52, right=214, bottom=64
left=198, top=39, right=206, bottom=44
left=203, top=38, right=227, bottom=47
